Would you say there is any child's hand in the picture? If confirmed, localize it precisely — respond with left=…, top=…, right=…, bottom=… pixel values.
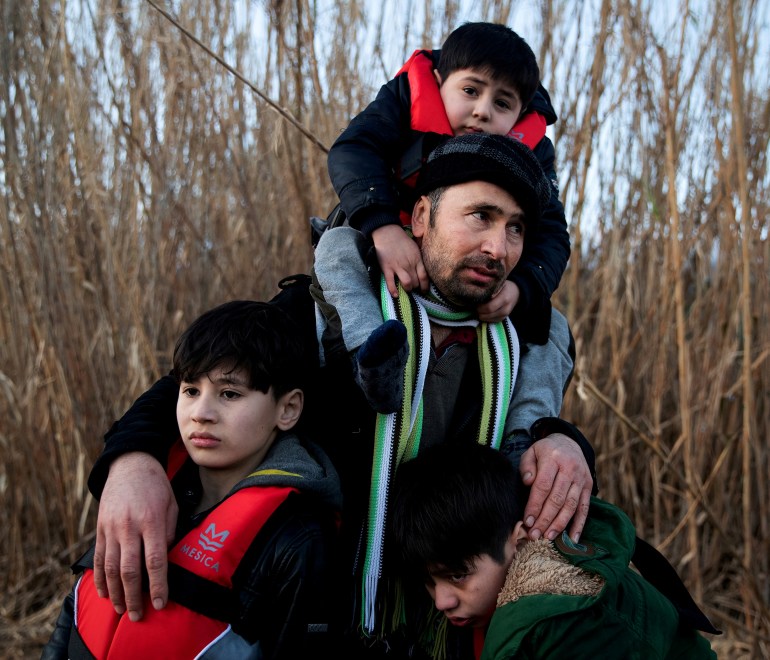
left=371, top=224, right=429, bottom=298
left=477, top=280, right=520, bottom=322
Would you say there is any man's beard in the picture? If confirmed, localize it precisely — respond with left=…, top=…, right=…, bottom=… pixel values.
left=427, top=253, right=506, bottom=308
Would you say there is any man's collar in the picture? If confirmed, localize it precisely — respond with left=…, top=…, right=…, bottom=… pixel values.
left=434, top=326, right=476, bottom=358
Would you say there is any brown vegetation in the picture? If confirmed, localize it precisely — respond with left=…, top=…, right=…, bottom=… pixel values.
left=1, top=0, right=767, bottom=656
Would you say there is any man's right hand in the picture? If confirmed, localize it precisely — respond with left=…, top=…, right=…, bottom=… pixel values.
left=93, top=452, right=177, bottom=621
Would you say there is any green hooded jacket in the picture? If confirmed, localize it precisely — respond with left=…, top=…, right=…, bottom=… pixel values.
left=482, top=497, right=717, bottom=659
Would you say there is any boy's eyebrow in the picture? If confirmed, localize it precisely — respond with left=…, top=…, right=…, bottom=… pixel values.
left=458, top=75, right=518, bottom=99
left=428, top=563, right=468, bottom=578
left=205, top=370, right=250, bottom=386
left=215, top=373, right=248, bottom=385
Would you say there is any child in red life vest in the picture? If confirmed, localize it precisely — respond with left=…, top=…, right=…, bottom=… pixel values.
left=388, top=443, right=718, bottom=660
left=312, top=22, right=571, bottom=415
left=43, top=301, right=342, bottom=660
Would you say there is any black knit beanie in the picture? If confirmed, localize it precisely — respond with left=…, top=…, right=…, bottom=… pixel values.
left=415, top=133, right=552, bottom=227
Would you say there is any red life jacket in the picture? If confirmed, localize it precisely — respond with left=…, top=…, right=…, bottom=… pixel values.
left=69, top=442, right=297, bottom=659
left=394, top=50, right=548, bottom=226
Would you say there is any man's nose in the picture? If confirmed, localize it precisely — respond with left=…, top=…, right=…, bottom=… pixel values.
left=481, top=226, right=508, bottom=260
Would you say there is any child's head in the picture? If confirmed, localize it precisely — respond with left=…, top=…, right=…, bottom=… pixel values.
left=438, top=22, right=540, bottom=107
left=173, top=300, right=308, bottom=396
left=173, top=300, right=308, bottom=474
left=389, top=442, right=528, bottom=628
left=435, top=22, right=540, bottom=137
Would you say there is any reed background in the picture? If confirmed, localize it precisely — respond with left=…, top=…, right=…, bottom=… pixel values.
left=1, top=0, right=768, bottom=656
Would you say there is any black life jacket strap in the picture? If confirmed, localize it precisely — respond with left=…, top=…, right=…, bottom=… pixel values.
left=67, top=624, right=95, bottom=660
left=166, top=562, right=240, bottom=622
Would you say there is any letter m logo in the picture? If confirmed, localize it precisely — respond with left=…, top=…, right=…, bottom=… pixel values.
left=199, top=523, right=229, bottom=552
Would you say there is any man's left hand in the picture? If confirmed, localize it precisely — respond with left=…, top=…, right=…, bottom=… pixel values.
left=519, top=433, right=592, bottom=543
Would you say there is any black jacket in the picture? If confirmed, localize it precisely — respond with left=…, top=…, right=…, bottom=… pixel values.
left=327, top=50, right=570, bottom=344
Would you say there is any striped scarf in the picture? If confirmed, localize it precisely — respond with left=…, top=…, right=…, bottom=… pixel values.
left=361, top=277, right=520, bottom=634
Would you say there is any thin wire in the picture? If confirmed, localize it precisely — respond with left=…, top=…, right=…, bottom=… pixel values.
left=144, top=0, right=330, bottom=154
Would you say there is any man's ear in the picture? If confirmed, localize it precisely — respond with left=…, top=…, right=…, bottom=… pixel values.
left=276, top=388, right=304, bottom=431
left=433, top=68, right=443, bottom=86
left=411, top=195, right=430, bottom=239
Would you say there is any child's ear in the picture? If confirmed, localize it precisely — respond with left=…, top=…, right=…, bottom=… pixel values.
left=411, top=196, right=430, bottom=239
left=433, top=69, right=443, bottom=86
left=510, top=521, right=529, bottom=554
left=276, top=388, right=304, bottom=431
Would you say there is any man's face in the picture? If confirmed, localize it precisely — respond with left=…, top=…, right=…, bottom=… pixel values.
left=412, top=180, right=525, bottom=307
left=436, top=67, right=523, bottom=137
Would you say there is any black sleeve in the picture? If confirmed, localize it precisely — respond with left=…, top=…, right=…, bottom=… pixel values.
left=40, top=589, right=75, bottom=659
left=87, top=374, right=179, bottom=500
left=509, top=136, right=571, bottom=345
left=530, top=417, right=599, bottom=495
left=528, top=84, right=558, bottom=125
left=233, top=498, right=339, bottom=659
left=327, top=74, right=414, bottom=237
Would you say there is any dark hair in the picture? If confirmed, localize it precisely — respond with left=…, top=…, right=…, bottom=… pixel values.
left=172, top=300, right=309, bottom=398
left=389, top=442, right=525, bottom=578
left=437, top=22, right=540, bottom=109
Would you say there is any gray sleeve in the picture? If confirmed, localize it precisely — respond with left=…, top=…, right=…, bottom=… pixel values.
left=504, top=308, right=573, bottom=434
left=312, top=226, right=384, bottom=359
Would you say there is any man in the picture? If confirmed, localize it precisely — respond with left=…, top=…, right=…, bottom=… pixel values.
left=87, top=134, right=594, bottom=656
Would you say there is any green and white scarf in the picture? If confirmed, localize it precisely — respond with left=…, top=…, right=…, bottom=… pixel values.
left=361, top=277, right=520, bottom=634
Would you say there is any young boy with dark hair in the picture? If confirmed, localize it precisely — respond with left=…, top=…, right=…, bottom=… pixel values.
left=313, top=21, right=570, bottom=414
left=43, top=301, right=342, bottom=660
left=434, top=22, right=540, bottom=98
left=389, top=443, right=718, bottom=659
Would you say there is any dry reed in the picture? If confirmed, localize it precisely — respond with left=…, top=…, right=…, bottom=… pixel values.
left=1, top=0, right=767, bottom=656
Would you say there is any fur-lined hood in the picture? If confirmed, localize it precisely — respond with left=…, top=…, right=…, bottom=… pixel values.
left=481, top=498, right=717, bottom=660
left=497, top=538, right=605, bottom=607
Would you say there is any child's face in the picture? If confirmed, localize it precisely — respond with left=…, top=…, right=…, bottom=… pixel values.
left=176, top=366, right=284, bottom=475
left=425, top=552, right=511, bottom=629
left=437, top=68, right=522, bottom=137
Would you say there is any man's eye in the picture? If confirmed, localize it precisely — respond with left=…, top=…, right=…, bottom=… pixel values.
left=449, top=573, right=468, bottom=584
left=507, top=223, right=524, bottom=235
left=496, top=99, right=511, bottom=110
left=182, top=386, right=199, bottom=397
left=222, top=390, right=241, bottom=400
left=462, top=86, right=478, bottom=96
